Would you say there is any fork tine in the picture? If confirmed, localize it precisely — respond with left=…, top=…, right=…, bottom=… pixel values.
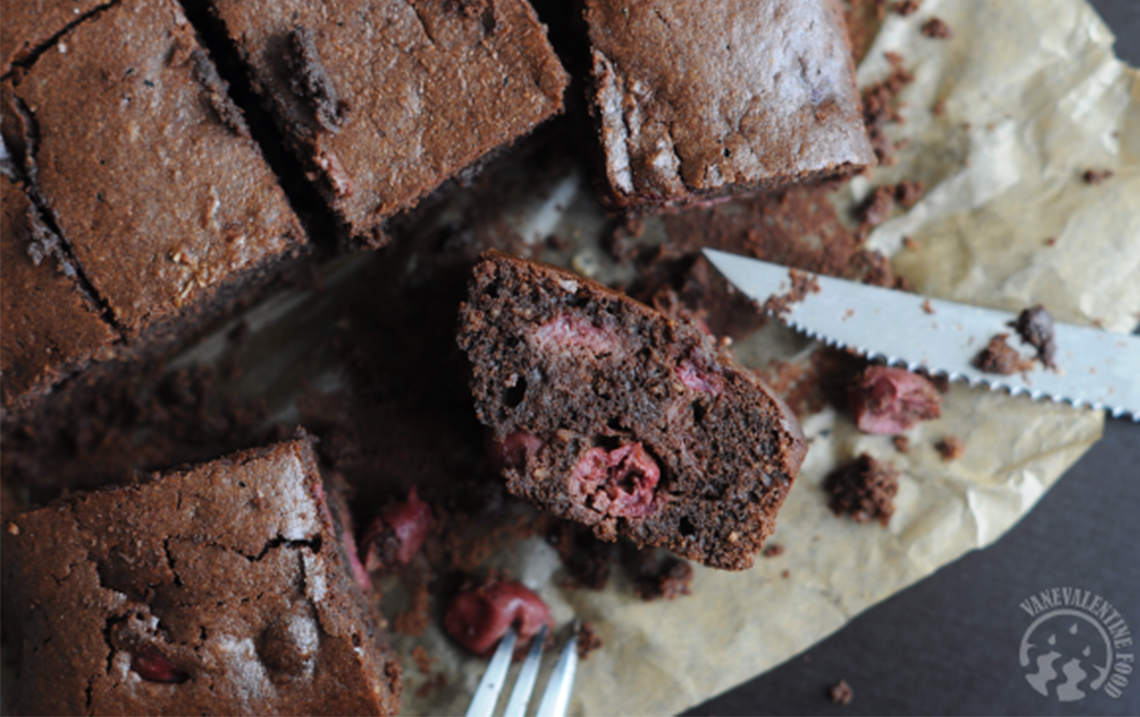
left=501, top=623, right=548, bottom=717
left=534, top=621, right=580, bottom=717
left=465, top=625, right=519, bottom=717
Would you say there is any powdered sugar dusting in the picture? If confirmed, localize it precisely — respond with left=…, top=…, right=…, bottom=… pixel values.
left=303, top=552, right=327, bottom=602
left=271, top=455, right=319, bottom=541
left=215, top=635, right=276, bottom=702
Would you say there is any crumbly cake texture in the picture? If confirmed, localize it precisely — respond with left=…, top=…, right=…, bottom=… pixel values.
left=825, top=453, right=899, bottom=526
left=458, top=251, right=807, bottom=570
left=205, top=0, right=570, bottom=248
left=0, top=0, right=305, bottom=342
left=1, top=174, right=117, bottom=414
left=584, top=0, right=875, bottom=211
left=1, top=437, right=402, bottom=716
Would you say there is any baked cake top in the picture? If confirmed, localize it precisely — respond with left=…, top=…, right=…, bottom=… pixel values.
left=586, top=0, right=875, bottom=209
left=209, top=0, right=570, bottom=245
left=1, top=437, right=401, bottom=716
left=0, top=0, right=113, bottom=76
left=0, top=174, right=117, bottom=412
left=1, top=0, right=305, bottom=338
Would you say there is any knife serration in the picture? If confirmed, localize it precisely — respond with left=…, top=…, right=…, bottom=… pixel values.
left=704, top=249, right=1140, bottom=421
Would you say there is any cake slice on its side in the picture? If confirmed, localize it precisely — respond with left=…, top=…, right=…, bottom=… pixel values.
left=1, top=435, right=401, bottom=716
left=458, top=251, right=807, bottom=570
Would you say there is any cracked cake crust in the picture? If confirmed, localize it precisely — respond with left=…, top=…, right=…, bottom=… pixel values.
left=1, top=174, right=118, bottom=414
left=1, top=437, right=401, bottom=715
left=0, top=0, right=306, bottom=417
left=204, top=0, right=570, bottom=248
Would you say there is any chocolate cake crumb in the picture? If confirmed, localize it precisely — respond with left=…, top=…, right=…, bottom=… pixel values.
left=893, top=0, right=922, bottom=16
left=189, top=48, right=251, bottom=139
left=286, top=26, right=349, bottom=135
left=921, top=299, right=934, bottom=314
left=411, top=645, right=434, bottom=675
left=763, top=543, right=786, bottom=558
left=1008, top=305, right=1057, bottom=369
left=894, top=179, right=924, bottom=207
left=932, top=99, right=946, bottom=115
left=781, top=569, right=791, bottom=579
left=861, top=52, right=914, bottom=164
left=1083, top=169, right=1114, bottom=185
left=825, top=454, right=899, bottom=526
left=922, top=17, right=953, bottom=38
left=630, top=552, right=694, bottom=601
left=1045, top=237, right=1057, bottom=246
left=577, top=622, right=603, bottom=661
left=829, top=679, right=855, bottom=704
left=857, top=185, right=896, bottom=236
left=936, top=435, right=965, bottom=462
left=763, top=269, right=821, bottom=318
left=974, top=334, right=1035, bottom=375
left=548, top=521, right=620, bottom=590
left=893, top=435, right=910, bottom=453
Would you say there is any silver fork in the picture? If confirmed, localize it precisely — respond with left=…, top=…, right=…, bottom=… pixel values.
left=465, top=621, right=580, bottom=717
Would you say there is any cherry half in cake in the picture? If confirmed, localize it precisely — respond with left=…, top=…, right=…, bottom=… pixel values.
left=458, top=251, right=807, bottom=570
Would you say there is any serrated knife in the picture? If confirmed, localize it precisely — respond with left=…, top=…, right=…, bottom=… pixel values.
left=703, top=249, right=1140, bottom=421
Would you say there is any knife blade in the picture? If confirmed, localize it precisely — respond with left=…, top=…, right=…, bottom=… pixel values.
left=703, top=249, right=1140, bottom=421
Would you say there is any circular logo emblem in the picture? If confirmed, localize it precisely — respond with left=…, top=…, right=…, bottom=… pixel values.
left=1018, top=588, right=1133, bottom=702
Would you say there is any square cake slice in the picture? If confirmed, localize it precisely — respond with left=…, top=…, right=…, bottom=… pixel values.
left=458, top=251, right=807, bottom=570
left=584, top=0, right=875, bottom=211
left=204, top=0, right=570, bottom=248
left=1, top=0, right=306, bottom=348
left=1, top=436, right=401, bottom=715
left=1, top=173, right=117, bottom=415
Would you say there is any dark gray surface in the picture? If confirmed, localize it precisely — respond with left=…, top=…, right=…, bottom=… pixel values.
left=686, top=418, right=1140, bottom=716
left=685, top=3, right=1140, bottom=714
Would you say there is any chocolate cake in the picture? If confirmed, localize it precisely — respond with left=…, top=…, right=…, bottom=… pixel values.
left=825, top=453, right=899, bottom=526
left=202, top=0, right=570, bottom=248
left=1009, top=304, right=1057, bottom=369
left=974, top=334, right=1034, bottom=375
left=584, top=0, right=875, bottom=211
left=0, top=0, right=113, bottom=76
left=1, top=436, right=402, bottom=715
left=1, top=174, right=117, bottom=414
left=1, top=0, right=306, bottom=413
left=457, top=251, right=807, bottom=570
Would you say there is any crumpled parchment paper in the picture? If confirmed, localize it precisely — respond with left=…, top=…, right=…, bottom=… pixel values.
left=19, top=1, right=1121, bottom=714
left=394, top=0, right=1135, bottom=713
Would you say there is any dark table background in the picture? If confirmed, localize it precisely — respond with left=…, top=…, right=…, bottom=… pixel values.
left=686, top=2, right=1140, bottom=714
